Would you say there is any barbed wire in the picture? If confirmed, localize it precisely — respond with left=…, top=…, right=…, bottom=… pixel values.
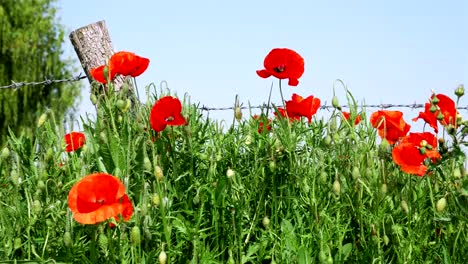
left=1, top=75, right=468, bottom=111
left=199, top=103, right=468, bottom=111
left=0, top=74, right=86, bottom=90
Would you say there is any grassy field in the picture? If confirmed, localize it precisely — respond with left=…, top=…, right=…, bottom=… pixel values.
left=0, top=81, right=467, bottom=263
left=1, top=48, right=467, bottom=263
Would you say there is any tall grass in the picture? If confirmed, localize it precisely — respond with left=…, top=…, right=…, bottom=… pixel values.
left=0, top=83, right=467, bottom=264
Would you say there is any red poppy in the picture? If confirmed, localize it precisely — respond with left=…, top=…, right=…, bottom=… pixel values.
left=64, top=132, right=86, bottom=152
left=256, top=48, right=304, bottom=86
left=412, top=103, right=439, bottom=133
left=67, top=173, right=134, bottom=224
left=89, top=65, right=108, bottom=84
left=284, top=93, right=321, bottom=123
left=109, top=51, right=150, bottom=79
left=274, top=107, right=301, bottom=121
left=253, top=115, right=272, bottom=133
left=370, top=110, right=410, bottom=144
left=150, top=96, right=187, bottom=132
left=392, top=132, right=441, bottom=176
left=413, top=93, right=458, bottom=133
left=89, top=51, right=150, bottom=83
left=342, top=111, right=362, bottom=125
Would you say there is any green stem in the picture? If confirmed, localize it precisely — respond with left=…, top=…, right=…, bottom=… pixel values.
left=278, top=79, right=285, bottom=108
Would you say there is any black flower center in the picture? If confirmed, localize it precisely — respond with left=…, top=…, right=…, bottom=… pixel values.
left=273, top=65, right=286, bottom=73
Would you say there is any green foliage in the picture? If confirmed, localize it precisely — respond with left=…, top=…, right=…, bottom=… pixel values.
left=0, top=0, right=81, bottom=146
left=0, top=85, right=467, bottom=263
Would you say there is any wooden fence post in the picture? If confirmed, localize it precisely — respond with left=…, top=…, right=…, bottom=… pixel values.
left=69, top=20, right=132, bottom=92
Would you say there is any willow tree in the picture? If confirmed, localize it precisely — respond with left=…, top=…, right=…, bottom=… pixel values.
left=0, top=0, right=81, bottom=145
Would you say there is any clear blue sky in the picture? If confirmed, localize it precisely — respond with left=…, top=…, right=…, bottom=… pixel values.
left=57, top=0, right=468, bottom=124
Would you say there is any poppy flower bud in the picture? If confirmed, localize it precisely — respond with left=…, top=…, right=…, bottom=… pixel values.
left=383, top=235, right=390, bottom=245
left=116, top=99, right=126, bottom=110
left=130, top=226, right=141, bottom=246
left=193, top=193, right=200, bottom=205
left=319, top=171, right=328, bottom=184
left=153, top=194, right=160, bottom=207
left=155, top=165, right=164, bottom=181
left=324, top=135, right=332, bottom=146
left=332, top=96, right=341, bottom=110
left=125, top=99, right=132, bottom=110
left=99, top=233, right=108, bottom=251
left=37, top=180, right=45, bottom=190
left=446, top=124, right=456, bottom=135
left=32, top=200, right=42, bottom=214
left=143, top=157, right=152, bottom=171
left=381, top=183, right=388, bottom=194
left=438, top=137, right=445, bottom=145
left=400, top=200, right=409, bottom=214
left=371, top=224, right=377, bottom=236
left=226, top=168, right=235, bottom=178
left=234, top=106, right=243, bottom=121
left=90, top=94, right=98, bottom=105
left=245, top=135, right=252, bottom=145
left=0, top=147, right=10, bottom=160
left=436, top=197, right=447, bottom=212
left=455, top=84, right=464, bottom=97
left=453, top=167, right=462, bottom=178
left=431, top=96, right=440, bottom=104
left=11, top=169, right=20, bottom=186
left=429, top=104, right=438, bottom=113
left=37, top=113, right=47, bottom=128
left=63, top=231, right=72, bottom=248
left=262, top=216, right=270, bottom=228
left=352, top=167, right=361, bottom=180
left=269, top=160, right=276, bottom=172
left=99, top=131, right=108, bottom=144
left=14, top=237, right=21, bottom=250
left=332, top=179, right=341, bottom=196
left=159, top=250, right=168, bottom=264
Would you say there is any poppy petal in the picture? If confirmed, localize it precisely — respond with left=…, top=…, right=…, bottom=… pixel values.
left=288, top=78, right=299, bottom=86
left=256, top=70, right=272, bottom=78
